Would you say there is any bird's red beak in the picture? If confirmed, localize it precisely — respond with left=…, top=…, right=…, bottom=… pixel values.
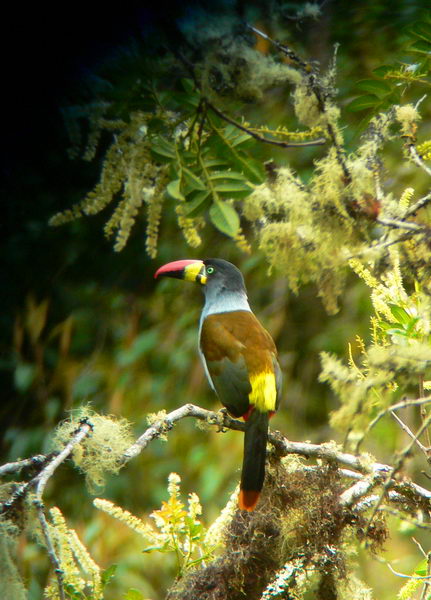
left=154, top=259, right=207, bottom=284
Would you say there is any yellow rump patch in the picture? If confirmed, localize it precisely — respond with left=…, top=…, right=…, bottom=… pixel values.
left=249, top=372, right=277, bottom=412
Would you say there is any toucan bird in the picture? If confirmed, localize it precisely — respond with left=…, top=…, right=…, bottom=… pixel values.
left=154, top=258, right=282, bottom=511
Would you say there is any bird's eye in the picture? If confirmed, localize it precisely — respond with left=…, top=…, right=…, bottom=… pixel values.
left=206, top=266, right=215, bottom=275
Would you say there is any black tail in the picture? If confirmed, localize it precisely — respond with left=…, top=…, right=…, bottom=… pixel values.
left=239, top=410, right=269, bottom=511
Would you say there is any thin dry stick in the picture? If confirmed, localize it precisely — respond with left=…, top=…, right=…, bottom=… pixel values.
left=354, top=396, right=431, bottom=453
left=420, top=550, right=431, bottom=600
left=363, top=411, right=431, bottom=540
left=391, top=410, right=429, bottom=456
left=419, top=374, right=431, bottom=451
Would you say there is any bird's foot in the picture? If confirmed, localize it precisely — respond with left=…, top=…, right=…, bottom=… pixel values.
left=209, top=407, right=229, bottom=432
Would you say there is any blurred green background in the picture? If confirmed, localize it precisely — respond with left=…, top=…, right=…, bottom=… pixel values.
left=1, top=1, right=431, bottom=597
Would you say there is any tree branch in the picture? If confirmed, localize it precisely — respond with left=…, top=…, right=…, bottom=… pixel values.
left=1, top=419, right=93, bottom=600
left=205, top=100, right=327, bottom=149
left=120, top=403, right=431, bottom=509
left=408, top=143, right=431, bottom=177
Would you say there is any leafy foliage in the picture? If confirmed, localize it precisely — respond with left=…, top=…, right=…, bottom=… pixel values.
left=95, top=472, right=220, bottom=579
left=348, top=18, right=431, bottom=117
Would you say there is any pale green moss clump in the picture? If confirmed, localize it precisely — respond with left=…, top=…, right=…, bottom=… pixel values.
left=243, top=159, right=360, bottom=314
left=51, top=408, right=134, bottom=491
left=0, top=525, right=27, bottom=600
left=201, top=41, right=302, bottom=102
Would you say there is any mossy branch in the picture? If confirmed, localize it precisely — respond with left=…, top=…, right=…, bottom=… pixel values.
left=2, top=405, right=431, bottom=599
left=205, top=99, right=327, bottom=148
left=120, top=403, right=431, bottom=512
left=0, top=419, right=93, bottom=600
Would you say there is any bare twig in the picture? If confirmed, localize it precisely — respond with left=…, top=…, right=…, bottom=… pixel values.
left=420, top=549, right=431, bottom=600
left=354, top=396, right=431, bottom=453
left=419, top=374, right=431, bottom=451
left=387, top=562, right=431, bottom=580
left=391, top=410, right=429, bottom=456
left=245, top=23, right=311, bottom=73
left=340, top=476, right=377, bottom=507
left=363, top=411, right=431, bottom=539
left=122, top=404, right=237, bottom=463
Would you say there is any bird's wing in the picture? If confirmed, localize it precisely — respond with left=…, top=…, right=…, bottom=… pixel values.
left=200, top=311, right=281, bottom=417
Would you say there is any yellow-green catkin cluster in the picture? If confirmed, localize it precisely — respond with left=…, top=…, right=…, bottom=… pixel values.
left=50, top=111, right=169, bottom=255
left=321, top=248, right=431, bottom=438
left=95, top=473, right=218, bottom=575
left=175, top=204, right=204, bottom=249
left=50, top=407, right=134, bottom=491
left=44, top=506, right=102, bottom=600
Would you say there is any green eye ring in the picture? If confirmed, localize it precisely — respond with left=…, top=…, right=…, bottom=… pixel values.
left=206, top=266, right=215, bottom=274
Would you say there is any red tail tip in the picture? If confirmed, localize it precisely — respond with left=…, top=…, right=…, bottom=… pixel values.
left=239, top=489, right=260, bottom=511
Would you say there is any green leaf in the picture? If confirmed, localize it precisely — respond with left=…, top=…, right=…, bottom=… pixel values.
left=182, top=191, right=210, bottom=217
left=116, top=331, right=159, bottom=366
left=372, top=65, right=393, bottom=77
left=64, top=583, right=85, bottom=600
left=405, top=317, right=420, bottom=335
left=408, top=21, right=431, bottom=43
left=14, top=363, right=36, bottom=392
left=230, top=132, right=253, bottom=147
left=151, top=136, right=176, bottom=159
left=208, top=170, right=248, bottom=181
left=123, top=588, right=145, bottom=600
left=181, top=78, right=196, bottom=94
left=166, top=179, right=185, bottom=201
left=409, top=39, right=431, bottom=54
left=183, top=168, right=207, bottom=191
left=386, top=328, right=408, bottom=337
left=356, top=79, right=391, bottom=97
left=142, top=545, right=164, bottom=553
left=209, top=201, right=240, bottom=237
left=347, top=94, right=380, bottom=112
left=214, top=181, right=253, bottom=198
left=414, top=557, right=429, bottom=577
left=200, top=158, right=228, bottom=169
left=388, top=304, right=412, bottom=326
left=222, top=125, right=252, bottom=146
left=101, top=564, right=117, bottom=586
